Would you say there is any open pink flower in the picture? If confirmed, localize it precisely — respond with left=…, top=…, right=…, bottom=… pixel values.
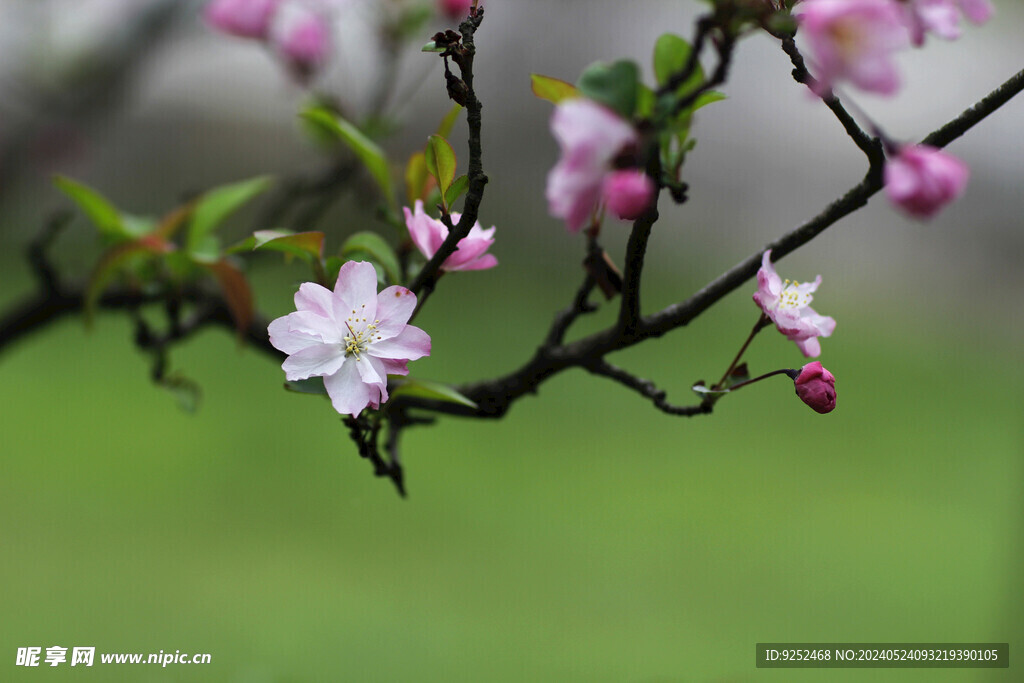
left=753, top=250, right=836, bottom=358
left=403, top=200, right=497, bottom=272
left=268, top=261, right=431, bottom=417
left=269, top=1, right=331, bottom=80
left=793, top=361, right=837, bottom=414
left=601, top=169, right=655, bottom=221
left=204, top=0, right=282, bottom=39
left=900, top=0, right=993, bottom=46
left=884, top=144, right=969, bottom=219
left=795, top=0, right=909, bottom=96
left=546, top=99, right=638, bottom=232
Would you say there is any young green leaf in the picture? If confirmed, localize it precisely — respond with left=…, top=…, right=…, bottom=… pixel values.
left=84, top=237, right=173, bottom=326
left=530, top=74, right=579, bottom=105
left=390, top=378, right=478, bottom=409
left=284, top=377, right=329, bottom=395
left=425, top=134, right=457, bottom=205
left=53, top=175, right=126, bottom=240
left=251, top=230, right=325, bottom=261
left=188, top=176, right=273, bottom=256
left=444, top=174, right=469, bottom=210
left=653, top=33, right=703, bottom=94
left=436, top=104, right=464, bottom=140
left=576, top=60, right=640, bottom=119
left=340, top=232, right=401, bottom=285
left=303, top=107, right=395, bottom=205
left=405, top=151, right=432, bottom=205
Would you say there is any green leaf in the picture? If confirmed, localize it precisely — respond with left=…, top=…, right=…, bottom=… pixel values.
left=158, top=372, right=202, bottom=413
left=444, top=174, right=469, bottom=210
left=304, top=107, right=394, bottom=205
left=284, top=377, right=329, bottom=396
left=635, top=84, right=656, bottom=118
left=576, top=60, right=640, bottom=119
left=405, top=151, right=431, bottom=205
left=436, top=104, right=463, bottom=140
left=340, top=232, right=401, bottom=284
left=693, top=90, right=727, bottom=111
left=653, top=33, right=703, bottom=94
left=54, top=175, right=125, bottom=239
left=421, top=40, right=445, bottom=53
left=425, top=134, right=457, bottom=206
left=251, top=229, right=325, bottom=262
left=84, top=236, right=172, bottom=326
left=324, top=256, right=345, bottom=284
left=530, top=74, right=579, bottom=105
left=188, top=176, right=273, bottom=255
left=391, top=379, right=477, bottom=409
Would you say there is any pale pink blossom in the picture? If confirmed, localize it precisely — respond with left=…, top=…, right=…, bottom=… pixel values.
left=403, top=200, right=497, bottom=272
left=546, top=99, right=638, bottom=232
left=601, top=170, right=655, bottom=221
left=793, top=361, right=837, bottom=414
left=795, top=0, right=909, bottom=96
left=439, top=0, right=474, bottom=20
left=899, top=0, right=994, bottom=45
left=268, top=261, right=431, bottom=417
left=753, top=250, right=836, bottom=358
left=884, top=144, right=969, bottom=219
left=204, top=0, right=281, bottom=39
left=269, top=1, right=331, bottom=79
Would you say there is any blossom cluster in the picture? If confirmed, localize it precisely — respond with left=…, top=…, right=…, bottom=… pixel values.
left=794, top=0, right=988, bottom=219
left=204, top=0, right=333, bottom=80
left=795, top=0, right=993, bottom=96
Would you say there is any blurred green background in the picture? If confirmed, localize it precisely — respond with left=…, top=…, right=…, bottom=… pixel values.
left=2, top=1, right=1022, bottom=681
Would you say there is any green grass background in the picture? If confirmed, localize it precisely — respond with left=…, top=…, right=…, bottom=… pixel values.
left=1, top=248, right=1021, bottom=682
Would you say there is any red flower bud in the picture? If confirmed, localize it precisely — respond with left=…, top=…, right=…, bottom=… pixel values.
left=793, top=361, right=836, bottom=414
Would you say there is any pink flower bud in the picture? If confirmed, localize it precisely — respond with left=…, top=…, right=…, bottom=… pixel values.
left=270, top=2, right=331, bottom=81
left=204, top=0, right=281, bottom=40
left=602, top=170, right=655, bottom=221
left=884, top=144, right=969, bottom=219
left=793, top=361, right=836, bottom=414
left=439, top=0, right=474, bottom=21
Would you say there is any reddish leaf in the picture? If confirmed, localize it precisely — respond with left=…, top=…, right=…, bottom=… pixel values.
left=205, top=259, right=254, bottom=336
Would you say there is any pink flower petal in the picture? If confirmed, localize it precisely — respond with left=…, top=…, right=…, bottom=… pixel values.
left=323, top=360, right=372, bottom=416
left=295, top=281, right=335, bottom=318
left=281, top=343, right=346, bottom=381
left=374, top=286, right=418, bottom=339
left=368, top=325, right=431, bottom=361
left=268, top=315, right=320, bottom=355
left=334, top=260, right=378, bottom=321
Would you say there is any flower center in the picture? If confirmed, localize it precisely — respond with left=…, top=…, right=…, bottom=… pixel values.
left=343, top=305, right=382, bottom=361
left=776, top=279, right=811, bottom=310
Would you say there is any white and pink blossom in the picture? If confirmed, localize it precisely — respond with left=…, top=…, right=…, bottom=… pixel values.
left=601, top=169, right=655, bottom=221
left=753, top=250, right=836, bottom=358
left=204, top=0, right=282, bottom=39
left=899, top=0, right=994, bottom=45
left=795, top=0, right=909, bottom=96
left=546, top=99, right=638, bottom=232
left=884, top=144, right=969, bottom=219
left=269, top=1, right=331, bottom=79
left=403, top=200, right=497, bottom=272
left=268, top=261, right=431, bottom=417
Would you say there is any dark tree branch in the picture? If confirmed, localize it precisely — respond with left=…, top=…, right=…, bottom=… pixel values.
left=779, top=36, right=883, bottom=163
left=585, top=359, right=712, bottom=417
left=410, top=10, right=488, bottom=313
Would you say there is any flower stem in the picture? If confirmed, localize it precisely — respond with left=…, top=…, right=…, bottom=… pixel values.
left=714, top=313, right=771, bottom=389
left=726, top=368, right=797, bottom=393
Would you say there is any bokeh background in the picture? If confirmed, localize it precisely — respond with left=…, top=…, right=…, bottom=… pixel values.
left=2, top=0, right=1022, bottom=681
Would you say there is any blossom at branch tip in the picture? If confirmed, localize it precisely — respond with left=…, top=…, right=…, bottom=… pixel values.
left=884, top=144, right=969, bottom=219
left=268, top=261, right=431, bottom=417
left=403, top=200, right=498, bottom=272
left=793, top=361, right=837, bottom=414
left=269, top=1, right=332, bottom=80
left=794, top=0, right=909, bottom=96
left=899, top=0, right=994, bottom=46
left=753, top=250, right=836, bottom=358
left=204, top=0, right=282, bottom=40
left=439, top=0, right=474, bottom=21
left=546, top=98, right=639, bottom=232
left=602, top=170, right=655, bottom=222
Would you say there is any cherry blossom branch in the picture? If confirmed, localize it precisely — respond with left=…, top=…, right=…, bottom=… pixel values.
left=409, top=9, right=488, bottom=310
left=584, top=359, right=711, bottom=417
left=778, top=35, right=883, bottom=162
